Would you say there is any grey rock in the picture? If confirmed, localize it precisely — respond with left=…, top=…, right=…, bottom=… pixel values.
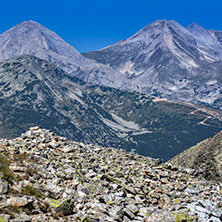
left=0, top=127, right=222, bottom=221
left=7, top=196, right=35, bottom=207
left=13, top=213, right=32, bottom=222
left=187, top=200, right=222, bottom=222
left=184, top=187, right=199, bottom=195
left=45, top=182, right=63, bottom=197
left=124, top=208, right=136, bottom=220
left=126, top=204, right=139, bottom=214
left=137, top=207, right=150, bottom=217
left=0, top=180, right=8, bottom=194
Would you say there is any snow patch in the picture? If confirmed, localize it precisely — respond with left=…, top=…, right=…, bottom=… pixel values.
left=98, top=112, right=152, bottom=137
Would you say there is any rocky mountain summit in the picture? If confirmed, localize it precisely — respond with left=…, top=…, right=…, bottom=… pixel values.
left=0, top=20, right=128, bottom=89
left=0, top=126, right=222, bottom=221
left=83, top=20, right=222, bottom=109
left=169, top=130, right=222, bottom=182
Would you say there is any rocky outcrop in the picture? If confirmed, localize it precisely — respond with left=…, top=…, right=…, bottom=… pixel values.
left=169, top=130, right=222, bottom=182
left=0, top=126, right=222, bottom=221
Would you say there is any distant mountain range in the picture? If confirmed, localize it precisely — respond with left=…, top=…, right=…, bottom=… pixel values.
left=0, top=20, right=222, bottom=161
left=1, top=55, right=222, bottom=161
left=1, top=20, right=222, bottom=109
left=83, top=20, right=222, bottom=109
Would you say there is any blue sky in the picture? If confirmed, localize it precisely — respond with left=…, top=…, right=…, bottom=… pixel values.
left=0, top=0, right=222, bottom=52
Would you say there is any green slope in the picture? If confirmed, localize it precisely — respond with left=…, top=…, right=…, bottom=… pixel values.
left=0, top=55, right=222, bottom=161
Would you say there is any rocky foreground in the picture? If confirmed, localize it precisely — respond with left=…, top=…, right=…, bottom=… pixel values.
left=0, top=127, right=222, bottom=221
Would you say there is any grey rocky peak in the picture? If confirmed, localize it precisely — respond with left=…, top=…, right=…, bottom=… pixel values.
left=186, top=22, right=222, bottom=59
left=0, top=126, right=222, bottom=221
left=83, top=20, right=222, bottom=109
left=0, top=20, right=80, bottom=63
left=0, top=20, right=129, bottom=89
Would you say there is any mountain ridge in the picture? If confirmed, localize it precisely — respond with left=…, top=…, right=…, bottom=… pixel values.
left=169, top=130, right=222, bottom=182
left=83, top=20, right=222, bottom=109
left=1, top=55, right=222, bottom=161
left=1, top=20, right=222, bottom=109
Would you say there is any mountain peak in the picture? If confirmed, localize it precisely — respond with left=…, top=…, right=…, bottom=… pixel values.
left=147, top=19, right=171, bottom=28
left=138, top=19, right=184, bottom=33
left=130, top=19, right=172, bottom=39
left=186, top=22, right=207, bottom=32
left=20, top=20, right=41, bottom=25
left=152, top=19, right=168, bottom=24
left=6, top=20, right=45, bottom=33
left=209, top=29, right=222, bottom=45
left=186, top=22, right=222, bottom=49
left=83, top=19, right=222, bottom=109
left=151, top=19, right=183, bottom=27
left=0, top=21, right=129, bottom=90
left=188, top=22, right=200, bottom=27
left=0, top=20, right=81, bottom=63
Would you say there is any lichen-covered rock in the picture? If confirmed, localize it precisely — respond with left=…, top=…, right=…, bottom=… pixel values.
left=0, top=180, right=8, bottom=194
left=0, top=214, right=11, bottom=222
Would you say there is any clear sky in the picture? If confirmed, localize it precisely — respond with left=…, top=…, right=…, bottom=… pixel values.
left=0, top=0, right=222, bottom=52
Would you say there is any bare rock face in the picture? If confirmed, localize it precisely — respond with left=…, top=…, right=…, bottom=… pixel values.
left=169, top=130, right=222, bottom=181
left=83, top=20, right=222, bottom=109
left=0, top=127, right=222, bottom=221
